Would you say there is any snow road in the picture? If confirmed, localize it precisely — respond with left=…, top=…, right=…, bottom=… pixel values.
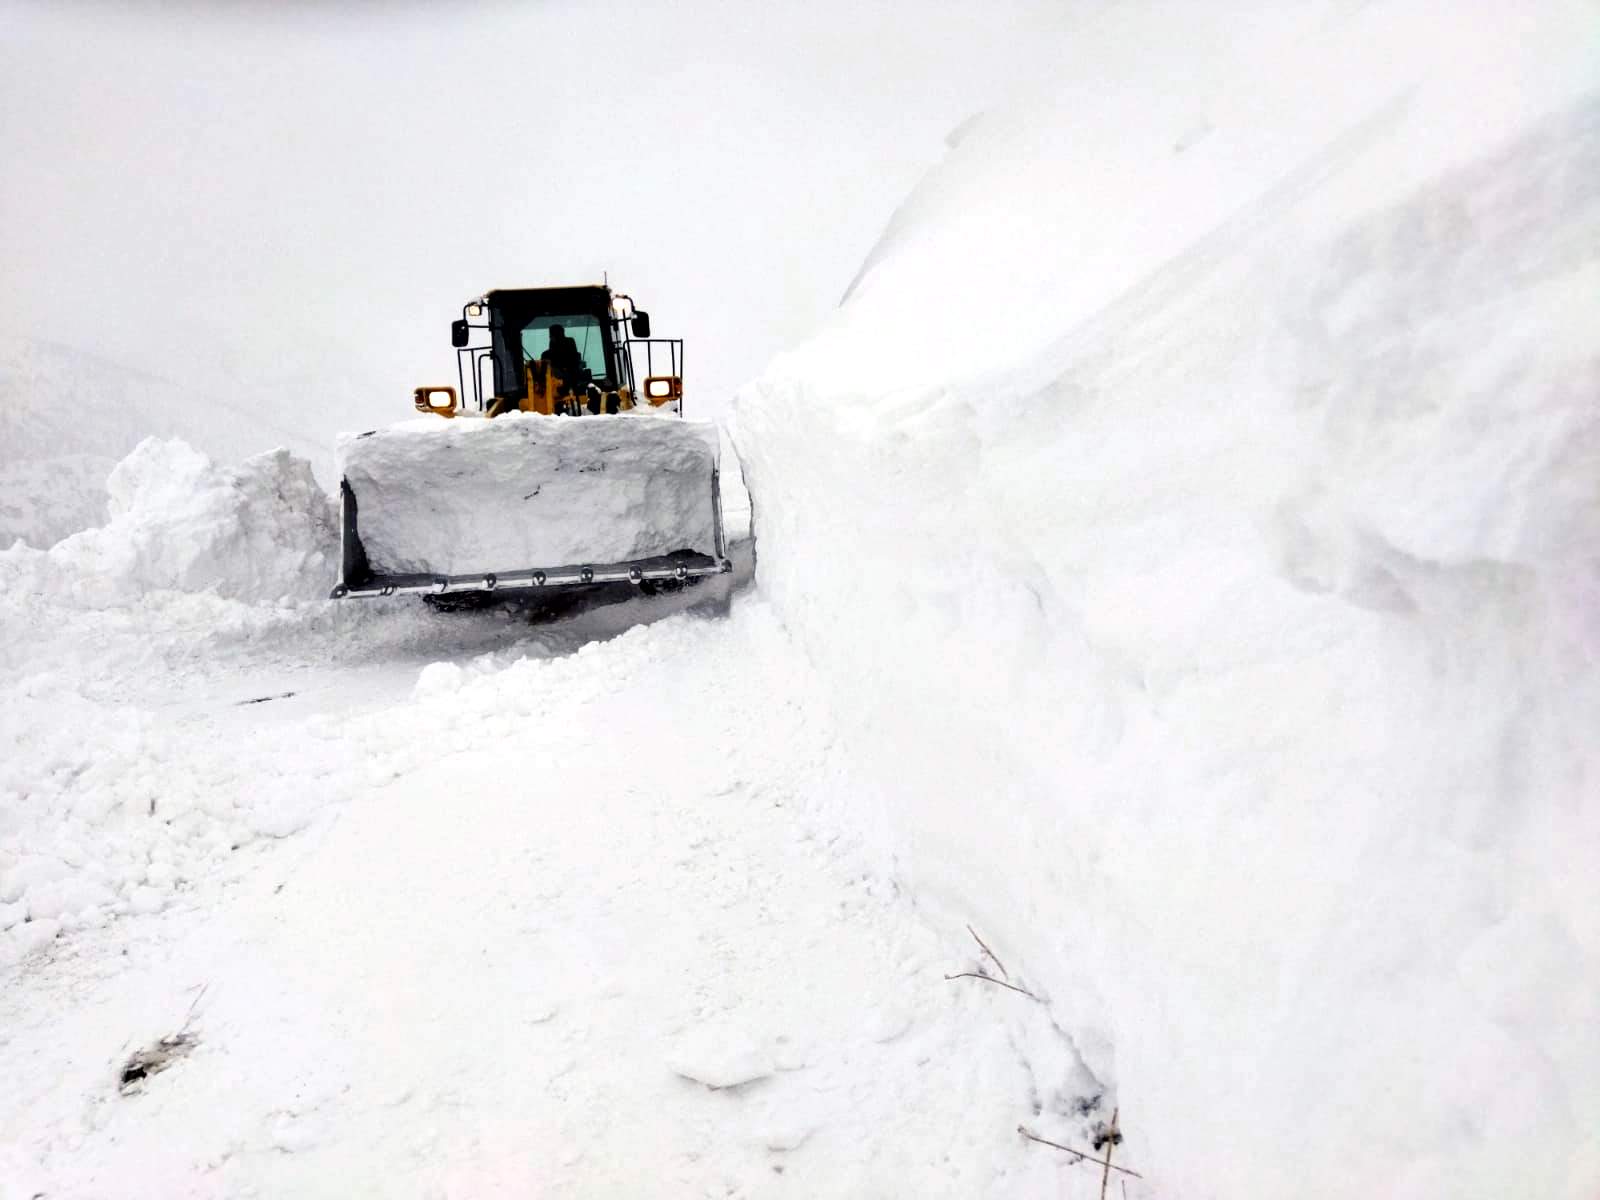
left=0, top=588, right=1092, bottom=1199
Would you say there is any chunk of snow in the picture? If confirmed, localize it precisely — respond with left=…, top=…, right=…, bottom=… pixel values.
left=771, top=1036, right=809, bottom=1072
left=666, top=1027, right=774, bottom=1090
left=23, top=876, right=114, bottom=922
left=127, top=887, right=166, bottom=917
left=2, top=918, right=60, bottom=964
left=758, top=1119, right=816, bottom=1153
left=867, top=1005, right=912, bottom=1044
left=269, top=1113, right=325, bottom=1154
left=0, top=438, right=335, bottom=606
left=249, top=798, right=315, bottom=840
left=143, top=861, right=176, bottom=889
left=412, top=661, right=465, bottom=700
left=0, top=855, right=68, bottom=903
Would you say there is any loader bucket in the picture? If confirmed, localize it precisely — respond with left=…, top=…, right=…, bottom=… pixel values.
left=329, top=413, right=732, bottom=600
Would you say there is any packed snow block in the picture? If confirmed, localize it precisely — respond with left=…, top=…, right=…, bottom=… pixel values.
left=338, top=413, right=721, bottom=577
left=666, top=1025, right=774, bottom=1090
left=0, top=438, right=336, bottom=605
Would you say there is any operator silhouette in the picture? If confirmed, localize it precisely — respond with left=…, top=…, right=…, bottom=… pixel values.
left=544, top=325, right=585, bottom=382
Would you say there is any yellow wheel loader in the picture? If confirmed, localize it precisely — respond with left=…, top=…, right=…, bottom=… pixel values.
left=330, top=285, right=733, bottom=603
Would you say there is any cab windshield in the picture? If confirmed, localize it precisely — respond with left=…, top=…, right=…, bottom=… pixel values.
left=520, top=315, right=608, bottom=380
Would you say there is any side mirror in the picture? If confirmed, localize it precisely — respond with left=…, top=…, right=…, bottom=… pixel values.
left=451, top=319, right=470, bottom=348
left=630, top=312, right=651, bottom=339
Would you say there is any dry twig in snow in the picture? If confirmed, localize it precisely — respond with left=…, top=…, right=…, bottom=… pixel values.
left=1017, top=1126, right=1143, bottom=1180
left=965, top=923, right=1010, bottom=979
left=1099, top=1107, right=1120, bottom=1200
left=943, top=971, right=1039, bottom=1000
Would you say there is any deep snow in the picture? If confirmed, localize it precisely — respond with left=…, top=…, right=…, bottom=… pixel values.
left=0, top=439, right=338, bottom=958
left=2, top=2, right=1596, bottom=1196
left=736, top=3, right=1600, bottom=1196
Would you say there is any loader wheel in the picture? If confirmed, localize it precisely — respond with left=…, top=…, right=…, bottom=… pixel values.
left=638, top=577, right=689, bottom=598
left=423, top=591, right=498, bottom=613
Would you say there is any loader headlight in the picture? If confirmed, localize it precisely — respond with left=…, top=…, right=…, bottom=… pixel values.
left=643, top=375, right=681, bottom=405
left=414, top=386, right=459, bottom=417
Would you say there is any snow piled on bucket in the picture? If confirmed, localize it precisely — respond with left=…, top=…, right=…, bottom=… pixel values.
left=0, top=438, right=336, bottom=606
left=736, top=5, right=1599, bottom=1197
left=340, top=412, right=721, bottom=576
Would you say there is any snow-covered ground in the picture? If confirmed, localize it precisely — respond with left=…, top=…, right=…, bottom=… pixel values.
left=4, top=2, right=1597, bottom=1197
left=0, top=434, right=1098, bottom=1197
left=0, top=540, right=1092, bottom=1199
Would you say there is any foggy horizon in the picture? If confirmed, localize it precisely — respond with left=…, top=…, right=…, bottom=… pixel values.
left=3, top=0, right=1083, bottom=435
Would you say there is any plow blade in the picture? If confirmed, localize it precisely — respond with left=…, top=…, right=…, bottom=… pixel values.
left=330, top=413, right=731, bottom=600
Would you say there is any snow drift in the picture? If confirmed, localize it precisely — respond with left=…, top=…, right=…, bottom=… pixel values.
left=339, top=412, right=722, bottom=575
left=736, top=4, right=1599, bottom=1196
left=0, top=438, right=336, bottom=607
left=0, top=437, right=345, bottom=965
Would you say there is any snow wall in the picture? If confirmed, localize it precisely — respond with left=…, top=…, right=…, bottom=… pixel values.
left=735, top=5, right=1600, bottom=1196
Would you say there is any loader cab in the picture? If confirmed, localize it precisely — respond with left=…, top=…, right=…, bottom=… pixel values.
left=449, top=284, right=685, bottom=417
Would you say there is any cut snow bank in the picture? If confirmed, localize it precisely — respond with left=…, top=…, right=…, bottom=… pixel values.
left=340, top=413, right=721, bottom=575
left=0, top=438, right=336, bottom=606
left=736, top=4, right=1599, bottom=1197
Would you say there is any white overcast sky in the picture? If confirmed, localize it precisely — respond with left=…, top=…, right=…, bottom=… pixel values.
left=2, top=0, right=1088, bottom=434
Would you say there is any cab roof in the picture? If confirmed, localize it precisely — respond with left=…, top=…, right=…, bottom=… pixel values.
left=484, top=286, right=613, bottom=324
